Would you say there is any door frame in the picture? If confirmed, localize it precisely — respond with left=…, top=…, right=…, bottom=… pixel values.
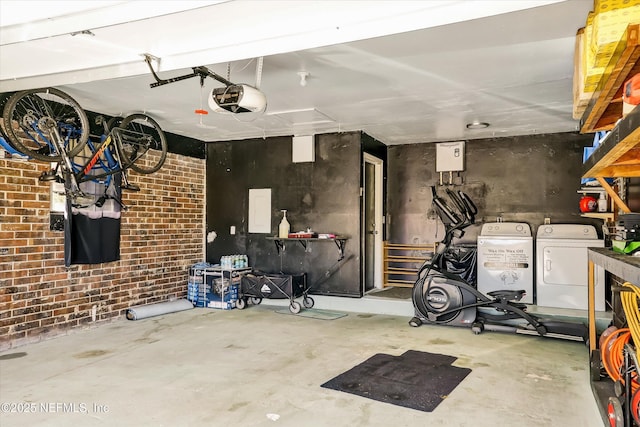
left=363, top=152, right=384, bottom=293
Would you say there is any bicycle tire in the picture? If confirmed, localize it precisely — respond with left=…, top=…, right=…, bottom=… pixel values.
left=117, top=113, right=167, bottom=174
left=0, top=115, right=24, bottom=154
left=1, top=88, right=89, bottom=162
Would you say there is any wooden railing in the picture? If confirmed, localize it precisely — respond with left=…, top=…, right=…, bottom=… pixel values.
left=383, top=242, right=436, bottom=288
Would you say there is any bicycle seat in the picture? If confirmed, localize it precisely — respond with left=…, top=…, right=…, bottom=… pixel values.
left=487, top=290, right=526, bottom=302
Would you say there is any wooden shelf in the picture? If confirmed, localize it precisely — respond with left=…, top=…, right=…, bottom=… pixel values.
left=577, top=186, right=607, bottom=194
left=581, top=212, right=616, bottom=222
left=383, top=242, right=435, bottom=288
left=580, top=23, right=640, bottom=133
left=578, top=23, right=639, bottom=216
left=266, top=235, right=348, bottom=261
left=581, top=105, right=640, bottom=179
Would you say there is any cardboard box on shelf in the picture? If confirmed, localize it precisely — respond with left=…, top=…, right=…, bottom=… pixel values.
left=574, top=28, right=595, bottom=119
left=581, top=13, right=607, bottom=94
left=578, top=3, right=640, bottom=95
left=590, top=0, right=640, bottom=68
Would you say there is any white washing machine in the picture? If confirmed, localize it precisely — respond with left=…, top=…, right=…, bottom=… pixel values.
left=536, top=224, right=605, bottom=311
left=477, top=222, right=534, bottom=304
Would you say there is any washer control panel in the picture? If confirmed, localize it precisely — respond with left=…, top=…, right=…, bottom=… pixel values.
left=480, top=222, right=532, bottom=237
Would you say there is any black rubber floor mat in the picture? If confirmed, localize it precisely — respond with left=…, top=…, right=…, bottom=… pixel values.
left=321, top=350, right=471, bottom=412
left=367, top=287, right=413, bottom=299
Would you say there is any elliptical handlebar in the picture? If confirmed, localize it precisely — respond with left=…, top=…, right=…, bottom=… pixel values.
left=459, top=191, right=478, bottom=219
left=431, top=186, right=461, bottom=226
left=432, top=187, right=475, bottom=230
left=431, top=186, right=476, bottom=256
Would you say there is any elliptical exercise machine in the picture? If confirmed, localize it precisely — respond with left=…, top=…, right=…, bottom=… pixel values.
left=409, top=187, right=588, bottom=342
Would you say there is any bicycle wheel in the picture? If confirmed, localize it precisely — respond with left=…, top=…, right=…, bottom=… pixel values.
left=1, top=88, right=89, bottom=162
left=117, top=113, right=167, bottom=174
left=0, top=115, right=24, bottom=155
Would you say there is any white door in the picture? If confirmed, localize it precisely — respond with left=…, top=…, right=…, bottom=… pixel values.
left=363, top=153, right=383, bottom=293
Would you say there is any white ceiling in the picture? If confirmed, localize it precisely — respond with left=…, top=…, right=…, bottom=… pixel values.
left=0, top=0, right=593, bottom=145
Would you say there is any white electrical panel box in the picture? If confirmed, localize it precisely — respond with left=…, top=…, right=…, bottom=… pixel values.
left=248, top=188, right=271, bottom=233
left=436, top=141, right=465, bottom=172
left=292, top=135, right=315, bottom=163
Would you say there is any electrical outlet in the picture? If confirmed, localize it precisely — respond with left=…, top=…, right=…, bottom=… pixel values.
left=230, top=226, right=236, bottom=235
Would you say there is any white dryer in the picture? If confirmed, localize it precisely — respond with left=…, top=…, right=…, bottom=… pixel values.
left=536, top=224, right=605, bottom=311
left=477, top=222, right=534, bottom=304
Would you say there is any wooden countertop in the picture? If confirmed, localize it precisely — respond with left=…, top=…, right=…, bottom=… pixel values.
left=588, top=246, right=640, bottom=284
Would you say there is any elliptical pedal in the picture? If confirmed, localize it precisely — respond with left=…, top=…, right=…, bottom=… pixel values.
left=121, top=182, right=140, bottom=191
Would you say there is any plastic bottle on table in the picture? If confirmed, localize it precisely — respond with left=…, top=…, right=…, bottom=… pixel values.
left=598, top=193, right=607, bottom=212
left=279, top=210, right=290, bottom=238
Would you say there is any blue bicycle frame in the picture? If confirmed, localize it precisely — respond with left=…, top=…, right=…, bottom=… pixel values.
left=0, top=135, right=28, bottom=158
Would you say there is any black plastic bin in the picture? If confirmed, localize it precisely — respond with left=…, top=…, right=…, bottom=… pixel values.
left=238, top=271, right=314, bottom=313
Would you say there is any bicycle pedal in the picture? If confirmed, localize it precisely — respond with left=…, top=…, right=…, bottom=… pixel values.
left=39, top=171, right=57, bottom=181
left=121, top=183, right=140, bottom=192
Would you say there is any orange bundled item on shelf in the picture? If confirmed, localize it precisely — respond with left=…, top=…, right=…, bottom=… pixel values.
left=601, top=328, right=639, bottom=392
left=633, top=388, right=640, bottom=425
left=624, top=74, right=640, bottom=105
left=580, top=195, right=598, bottom=212
left=623, top=73, right=640, bottom=116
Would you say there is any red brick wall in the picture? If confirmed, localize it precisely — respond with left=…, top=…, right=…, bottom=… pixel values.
left=0, top=151, right=205, bottom=350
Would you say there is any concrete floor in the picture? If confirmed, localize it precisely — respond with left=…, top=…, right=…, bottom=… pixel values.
left=0, top=298, right=603, bottom=427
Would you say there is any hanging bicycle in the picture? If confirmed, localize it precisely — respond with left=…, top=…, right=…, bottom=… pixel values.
left=1, top=87, right=168, bottom=207
left=38, top=114, right=143, bottom=209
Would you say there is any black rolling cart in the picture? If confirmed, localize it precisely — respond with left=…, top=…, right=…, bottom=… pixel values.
left=237, top=271, right=314, bottom=314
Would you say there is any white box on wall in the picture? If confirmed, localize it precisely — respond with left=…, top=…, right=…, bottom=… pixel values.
left=292, top=135, right=315, bottom=163
left=436, top=141, right=465, bottom=172
left=248, top=188, right=271, bottom=233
